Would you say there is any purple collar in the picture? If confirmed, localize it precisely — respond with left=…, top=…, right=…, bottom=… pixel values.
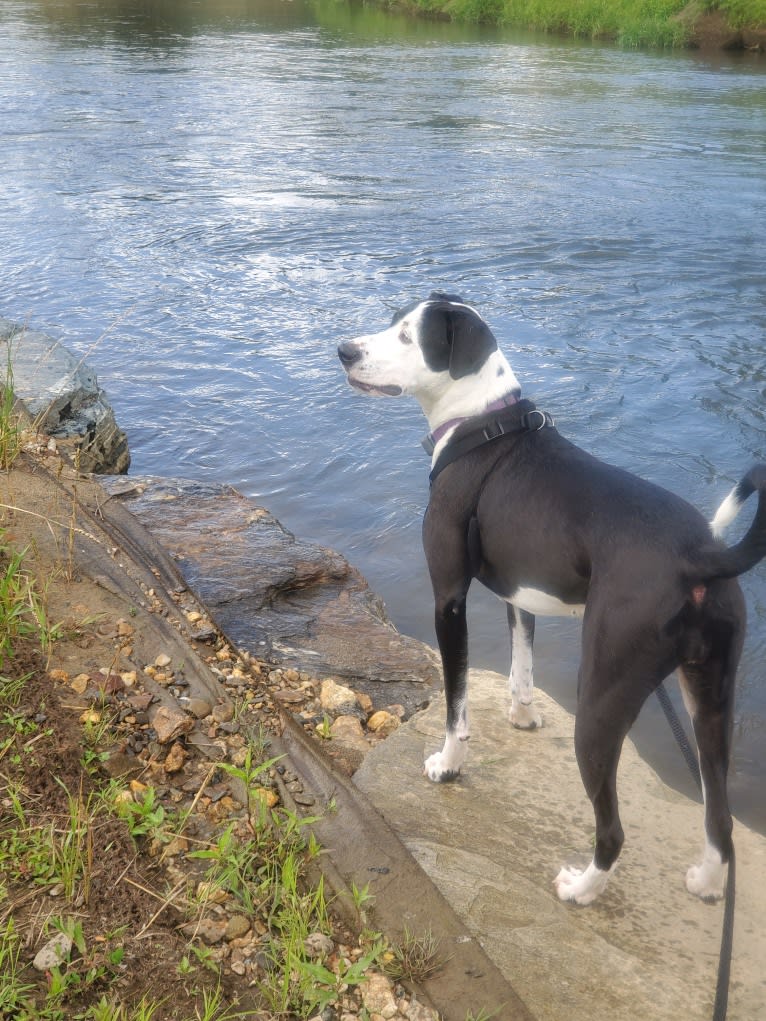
left=422, top=392, right=520, bottom=456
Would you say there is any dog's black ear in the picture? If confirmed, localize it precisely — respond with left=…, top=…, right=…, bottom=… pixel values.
left=444, top=306, right=498, bottom=380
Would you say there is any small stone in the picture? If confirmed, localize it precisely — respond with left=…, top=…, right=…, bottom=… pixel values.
left=330, top=715, right=367, bottom=743
left=357, top=692, right=373, bottom=714
left=80, top=709, right=102, bottom=725
left=151, top=705, right=193, bottom=744
left=180, top=919, right=227, bottom=944
left=154, top=653, right=172, bottom=668
left=361, top=972, right=399, bottom=1020
left=367, top=711, right=400, bottom=737
left=49, top=669, right=69, bottom=683
left=186, top=698, right=213, bottom=719
left=117, top=620, right=135, bottom=637
left=405, top=999, right=440, bottom=1021
left=185, top=610, right=203, bottom=623
left=163, top=835, right=189, bottom=856
left=127, top=692, right=153, bottom=711
left=120, top=671, right=138, bottom=686
left=274, top=689, right=307, bottom=705
left=320, top=679, right=360, bottom=715
left=327, top=715, right=371, bottom=774
left=253, top=787, right=279, bottom=809
left=292, top=792, right=316, bottom=807
left=230, top=747, right=249, bottom=767
left=304, top=932, right=334, bottom=959
left=225, top=915, right=251, bottom=941
left=211, top=702, right=235, bottom=723
left=163, top=742, right=188, bottom=773
left=70, top=674, right=89, bottom=694
left=196, top=881, right=229, bottom=905
left=33, top=933, right=73, bottom=972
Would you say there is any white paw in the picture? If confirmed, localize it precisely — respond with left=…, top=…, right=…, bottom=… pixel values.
left=686, top=861, right=725, bottom=901
left=510, top=703, right=542, bottom=730
left=424, top=748, right=464, bottom=783
left=554, top=862, right=612, bottom=905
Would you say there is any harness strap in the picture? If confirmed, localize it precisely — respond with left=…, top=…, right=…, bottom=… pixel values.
left=429, top=398, right=554, bottom=485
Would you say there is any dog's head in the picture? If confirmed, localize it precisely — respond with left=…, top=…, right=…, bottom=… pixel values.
left=338, top=293, right=515, bottom=412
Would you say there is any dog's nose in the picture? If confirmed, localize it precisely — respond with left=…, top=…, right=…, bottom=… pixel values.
left=337, top=341, right=363, bottom=368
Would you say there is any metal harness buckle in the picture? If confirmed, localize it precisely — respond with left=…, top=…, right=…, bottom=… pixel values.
left=521, top=409, right=552, bottom=431
left=481, top=420, right=506, bottom=442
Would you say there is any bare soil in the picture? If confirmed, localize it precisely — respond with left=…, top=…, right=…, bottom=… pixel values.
left=2, top=640, right=238, bottom=1018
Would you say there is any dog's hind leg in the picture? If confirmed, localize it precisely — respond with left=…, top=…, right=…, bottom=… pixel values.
left=555, top=612, right=667, bottom=905
left=679, top=661, right=738, bottom=902
left=553, top=687, right=627, bottom=905
left=508, top=605, right=542, bottom=729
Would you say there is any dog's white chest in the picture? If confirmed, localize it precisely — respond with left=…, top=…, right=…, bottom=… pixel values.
left=505, top=587, right=585, bottom=619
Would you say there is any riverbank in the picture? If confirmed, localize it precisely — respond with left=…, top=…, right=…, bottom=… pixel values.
left=0, top=445, right=462, bottom=1021
left=384, top=0, right=766, bottom=50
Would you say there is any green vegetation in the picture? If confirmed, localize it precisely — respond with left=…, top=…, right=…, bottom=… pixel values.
left=394, top=0, right=766, bottom=47
left=722, top=0, right=766, bottom=27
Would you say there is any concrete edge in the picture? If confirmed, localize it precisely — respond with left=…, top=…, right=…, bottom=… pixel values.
left=279, top=711, right=535, bottom=1021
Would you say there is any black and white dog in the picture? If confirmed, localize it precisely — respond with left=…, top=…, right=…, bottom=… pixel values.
left=338, top=292, right=766, bottom=906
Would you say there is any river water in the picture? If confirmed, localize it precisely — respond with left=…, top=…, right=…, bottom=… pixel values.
left=2, top=0, right=765, bottom=829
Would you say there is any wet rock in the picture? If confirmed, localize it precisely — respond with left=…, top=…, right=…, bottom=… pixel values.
left=97, top=476, right=438, bottom=714
left=2, top=318, right=130, bottom=473
left=32, top=932, right=73, bottom=972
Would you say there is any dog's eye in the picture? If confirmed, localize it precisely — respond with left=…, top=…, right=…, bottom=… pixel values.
left=399, top=329, right=412, bottom=345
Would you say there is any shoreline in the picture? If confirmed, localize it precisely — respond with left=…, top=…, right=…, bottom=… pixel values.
left=381, top=0, right=766, bottom=53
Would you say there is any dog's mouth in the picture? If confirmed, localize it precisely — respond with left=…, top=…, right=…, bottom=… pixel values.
left=348, top=379, right=403, bottom=398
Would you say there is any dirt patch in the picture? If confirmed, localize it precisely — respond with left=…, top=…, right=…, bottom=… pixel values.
left=1, top=641, right=247, bottom=1019
left=679, top=5, right=766, bottom=52
left=0, top=449, right=445, bottom=1020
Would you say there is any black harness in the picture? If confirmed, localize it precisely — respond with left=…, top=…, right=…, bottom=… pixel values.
left=428, top=398, right=555, bottom=485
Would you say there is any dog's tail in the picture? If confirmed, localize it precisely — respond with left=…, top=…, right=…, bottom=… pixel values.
left=694, top=465, right=766, bottom=582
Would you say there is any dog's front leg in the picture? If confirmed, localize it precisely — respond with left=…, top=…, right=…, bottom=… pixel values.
left=508, top=605, right=542, bottom=729
left=424, top=592, right=470, bottom=782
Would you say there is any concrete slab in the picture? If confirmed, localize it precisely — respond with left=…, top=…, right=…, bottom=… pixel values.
left=354, top=670, right=766, bottom=1021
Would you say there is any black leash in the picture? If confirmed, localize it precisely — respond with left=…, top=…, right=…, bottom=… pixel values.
left=655, top=681, right=735, bottom=1021
left=428, top=398, right=554, bottom=485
